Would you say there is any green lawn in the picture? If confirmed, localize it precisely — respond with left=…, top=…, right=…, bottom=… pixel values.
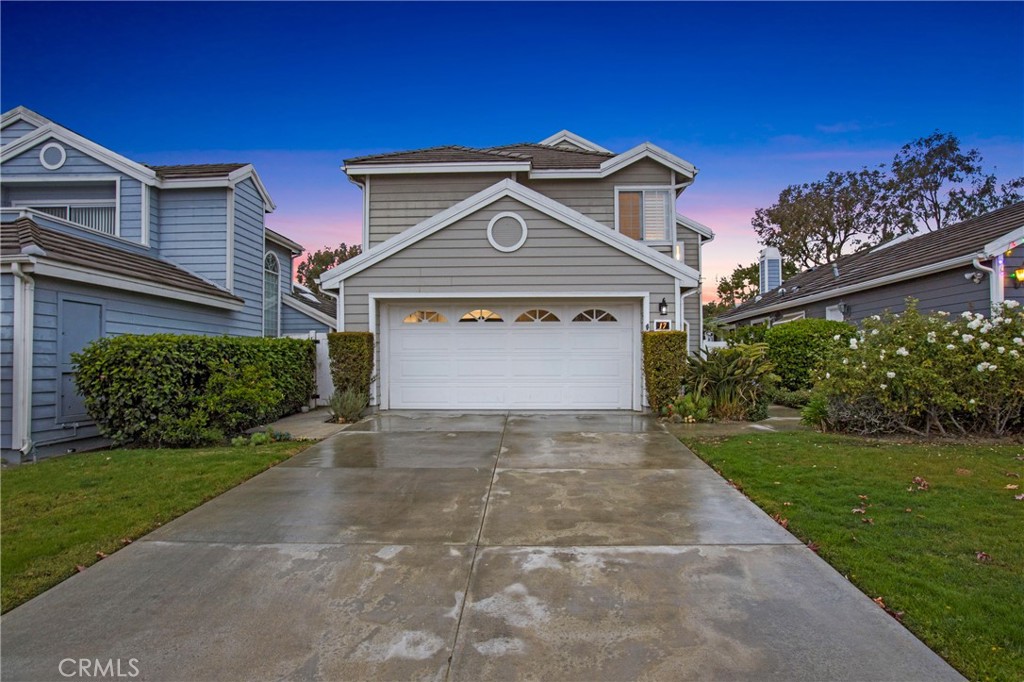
left=680, top=431, right=1024, bottom=682
left=1, top=441, right=309, bottom=613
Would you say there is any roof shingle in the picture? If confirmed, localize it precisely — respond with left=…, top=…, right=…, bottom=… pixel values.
left=720, top=202, right=1024, bottom=323
left=147, top=163, right=247, bottom=179
left=1, top=217, right=243, bottom=305
left=344, top=141, right=613, bottom=170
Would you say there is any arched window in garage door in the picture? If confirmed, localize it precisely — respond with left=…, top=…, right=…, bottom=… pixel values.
left=515, top=309, right=559, bottom=322
left=403, top=310, right=448, bottom=324
left=572, top=308, right=617, bottom=322
left=459, top=309, right=503, bottom=323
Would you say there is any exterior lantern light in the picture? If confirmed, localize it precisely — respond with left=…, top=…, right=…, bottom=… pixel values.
left=659, top=298, right=668, bottom=316
left=1014, top=266, right=1024, bottom=288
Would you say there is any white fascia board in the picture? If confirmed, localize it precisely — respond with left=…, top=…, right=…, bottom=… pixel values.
left=983, top=225, right=1024, bottom=256
left=676, top=214, right=715, bottom=241
left=264, top=229, right=304, bottom=254
left=30, top=260, right=245, bottom=311
left=1, top=106, right=50, bottom=134
left=718, top=254, right=979, bottom=323
left=537, top=130, right=613, bottom=154
left=319, top=179, right=700, bottom=289
left=343, top=161, right=531, bottom=176
left=282, top=295, right=337, bottom=329
left=0, top=124, right=158, bottom=185
left=226, top=164, right=276, bottom=212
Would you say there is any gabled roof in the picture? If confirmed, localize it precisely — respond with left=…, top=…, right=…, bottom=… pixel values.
left=677, top=214, right=715, bottom=242
left=718, top=202, right=1024, bottom=323
left=318, top=179, right=700, bottom=290
left=537, top=130, right=613, bottom=154
left=343, top=137, right=697, bottom=181
left=1, top=216, right=244, bottom=309
left=283, top=283, right=337, bottom=328
left=0, top=107, right=276, bottom=212
left=265, top=227, right=304, bottom=254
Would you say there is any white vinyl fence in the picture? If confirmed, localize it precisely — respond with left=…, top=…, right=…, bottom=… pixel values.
left=287, top=331, right=334, bottom=407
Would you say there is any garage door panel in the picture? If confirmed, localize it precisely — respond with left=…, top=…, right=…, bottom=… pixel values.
left=386, top=300, right=637, bottom=410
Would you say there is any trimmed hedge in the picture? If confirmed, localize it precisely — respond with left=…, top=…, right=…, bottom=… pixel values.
left=73, top=335, right=315, bottom=447
left=327, top=332, right=374, bottom=397
left=763, top=318, right=855, bottom=390
left=642, top=331, right=688, bottom=412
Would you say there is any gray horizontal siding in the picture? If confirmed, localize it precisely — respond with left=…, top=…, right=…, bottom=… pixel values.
left=0, top=274, right=13, bottom=450
left=367, top=173, right=501, bottom=247
left=683, top=291, right=701, bottom=355
left=344, top=196, right=677, bottom=331
left=2, top=141, right=146, bottom=244
left=523, top=158, right=673, bottom=227
left=157, top=188, right=228, bottom=287
left=233, top=179, right=267, bottom=334
left=281, top=304, right=331, bottom=335
left=1, top=120, right=39, bottom=145
left=675, top=225, right=700, bottom=271
left=25, top=277, right=261, bottom=448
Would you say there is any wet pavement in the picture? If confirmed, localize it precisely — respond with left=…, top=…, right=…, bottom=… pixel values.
left=1, top=411, right=962, bottom=681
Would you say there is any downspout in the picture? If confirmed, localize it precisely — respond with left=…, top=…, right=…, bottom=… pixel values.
left=11, top=261, right=35, bottom=461
left=972, top=257, right=1002, bottom=315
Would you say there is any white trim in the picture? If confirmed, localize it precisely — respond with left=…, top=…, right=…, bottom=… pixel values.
left=719, top=253, right=981, bottom=323
left=989, top=256, right=1005, bottom=313
left=263, top=251, right=282, bottom=337
left=1, top=106, right=51, bottom=132
left=1, top=123, right=158, bottom=184
left=0, top=173, right=122, bottom=183
left=537, top=130, right=613, bottom=154
left=114, top=176, right=121, bottom=237
left=38, top=142, right=66, bottom=170
left=337, top=282, right=345, bottom=331
left=771, top=311, right=806, bottom=326
left=225, top=165, right=276, bottom=213
left=4, top=259, right=245, bottom=311
left=10, top=262, right=35, bottom=454
left=676, top=214, right=715, bottom=241
left=370, top=291, right=648, bottom=411
left=319, top=179, right=699, bottom=289
left=984, top=226, right=1024, bottom=256
left=282, top=295, right=337, bottom=330
left=674, top=279, right=683, bottom=332
left=486, top=211, right=528, bottom=252
left=264, top=228, right=303, bottom=254
left=344, top=161, right=531, bottom=176
left=362, top=175, right=370, bottom=249
left=226, top=187, right=235, bottom=292
left=141, top=184, right=150, bottom=247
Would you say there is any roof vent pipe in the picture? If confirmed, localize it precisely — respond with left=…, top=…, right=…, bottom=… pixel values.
left=832, top=263, right=840, bottom=278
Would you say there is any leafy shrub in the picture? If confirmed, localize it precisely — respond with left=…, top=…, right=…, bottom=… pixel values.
left=727, top=323, right=769, bottom=346
left=805, top=300, right=1024, bottom=436
left=764, top=319, right=856, bottom=390
left=327, top=332, right=374, bottom=397
left=686, top=344, right=779, bottom=421
left=641, top=331, right=688, bottom=412
left=664, top=393, right=713, bottom=423
left=73, top=334, right=315, bottom=447
left=330, top=386, right=369, bottom=423
left=770, top=387, right=813, bottom=409
left=250, top=431, right=272, bottom=446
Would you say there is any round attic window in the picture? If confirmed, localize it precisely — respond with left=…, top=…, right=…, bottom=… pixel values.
left=487, top=212, right=527, bottom=253
left=39, top=142, right=67, bottom=170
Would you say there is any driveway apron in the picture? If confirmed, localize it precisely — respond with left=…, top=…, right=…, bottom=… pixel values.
left=1, top=411, right=962, bottom=681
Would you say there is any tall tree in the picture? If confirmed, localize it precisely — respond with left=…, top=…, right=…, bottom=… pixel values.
left=296, top=242, right=362, bottom=295
left=751, top=168, right=901, bottom=269
left=888, top=131, right=1024, bottom=231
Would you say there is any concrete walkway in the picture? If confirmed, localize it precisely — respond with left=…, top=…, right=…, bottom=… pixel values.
left=248, top=406, right=348, bottom=441
left=2, top=411, right=961, bottom=681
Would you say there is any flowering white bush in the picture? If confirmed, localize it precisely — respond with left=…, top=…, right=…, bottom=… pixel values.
left=805, top=301, right=1024, bottom=436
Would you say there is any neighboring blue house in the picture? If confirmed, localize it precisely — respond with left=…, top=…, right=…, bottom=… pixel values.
left=0, top=107, right=333, bottom=462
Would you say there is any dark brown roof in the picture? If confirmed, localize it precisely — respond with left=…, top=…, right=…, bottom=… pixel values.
left=1, top=217, right=244, bottom=305
left=719, top=202, right=1024, bottom=323
left=288, top=285, right=336, bottom=319
left=344, top=141, right=613, bottom=170
left=147, top=163, right=247, bottom=179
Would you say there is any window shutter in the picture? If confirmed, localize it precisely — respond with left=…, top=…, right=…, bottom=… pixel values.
left=618, top=192, right=642, bottom=240
left=642, top=191, right=670, bottom=241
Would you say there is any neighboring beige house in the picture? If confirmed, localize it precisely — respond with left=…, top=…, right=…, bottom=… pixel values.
left=318, top=131, right=714, bottom=411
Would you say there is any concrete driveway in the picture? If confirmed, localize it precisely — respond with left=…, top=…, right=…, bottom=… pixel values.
left=2, top=412, right=961, bottom=681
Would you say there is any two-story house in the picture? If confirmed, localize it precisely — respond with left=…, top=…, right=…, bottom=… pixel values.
left=0, top=107, right=333, bottom=462
left=318, top=130, right=714, bottom=411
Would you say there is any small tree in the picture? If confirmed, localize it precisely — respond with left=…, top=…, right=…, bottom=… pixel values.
left=296, top=242, right=361, bottom=295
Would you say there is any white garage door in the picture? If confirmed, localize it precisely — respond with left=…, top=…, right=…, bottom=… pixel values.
left=384, top=300, right=638, bottom=409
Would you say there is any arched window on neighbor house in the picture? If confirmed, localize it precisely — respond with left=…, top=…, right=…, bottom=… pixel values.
left=264, top=252, right=280, bottom=337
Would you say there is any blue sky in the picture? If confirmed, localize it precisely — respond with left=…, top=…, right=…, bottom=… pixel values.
left=3, top=2, right=1022, bottom=297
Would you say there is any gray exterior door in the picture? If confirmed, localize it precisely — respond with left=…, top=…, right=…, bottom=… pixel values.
left=59, top=299, right=103, bottom=422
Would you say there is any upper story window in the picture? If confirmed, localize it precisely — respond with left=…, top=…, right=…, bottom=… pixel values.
left=616, top=188, right=672, bottom=242
left=264, top=252, right=280, bottom=337
left=4, top=180, right=118, bottom=236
